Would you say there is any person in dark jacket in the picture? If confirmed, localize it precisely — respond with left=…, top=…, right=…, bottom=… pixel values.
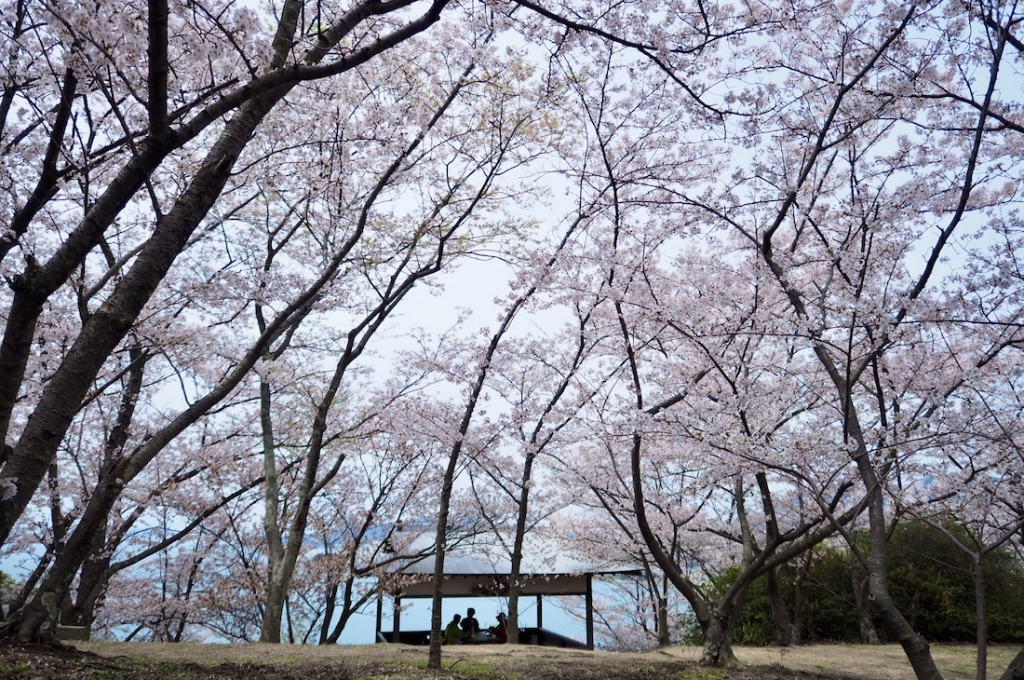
left=461, top=607, right=480, bottom=635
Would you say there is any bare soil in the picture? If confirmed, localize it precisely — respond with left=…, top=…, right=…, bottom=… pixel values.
left=0, top=641, right=1018, bottom=680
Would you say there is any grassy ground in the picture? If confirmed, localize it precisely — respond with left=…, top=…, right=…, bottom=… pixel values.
left=0, top=641, right=1018, bottom=680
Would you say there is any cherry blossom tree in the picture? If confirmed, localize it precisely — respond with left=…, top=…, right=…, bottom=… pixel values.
left=523, top=34, right=864, bottom=664
left=247, top=29, right=553, bottom=641
left=0, top=0, right=563, bottom=643
left=4, top=1, right=1024, bottom=671
left=898, top=377, right=1024, bottom=680
left=465, top=299, right=609, bottom=643
left=522, top=2, right=1024, bottom=675
left=423, top=228, right=578, bottom=669
left=718, top=3, right=1024, bottom=676
left=307, top=423, right=446, bottom=645
left=0, top=0, right=467, bottom=559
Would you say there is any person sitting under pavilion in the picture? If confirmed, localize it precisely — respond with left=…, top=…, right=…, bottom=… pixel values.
left=461, top=607, right=480, bottom=635
left=443, top=613, right=472, bottom=645
left=488, top=612, right=508, bottom=643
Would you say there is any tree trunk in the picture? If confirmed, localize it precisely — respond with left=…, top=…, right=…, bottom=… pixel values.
left=851, top=560, right=880, bottom=644
left=320, top=582, right=339, bottom=644
left=13, top=473, right=126, bottom=641
left=57, top=345, right=145, bottom=632
left=791, top=547, right=813, bottom=645
left=765, top=566, right=793, bottom=646
left=261, top=579, right=287, bottom=643
left=427, top=449, right=459, bottom=669
left=259, top=376, right=286, bottom=644
left=974, top=555, right=987, bottom=680
left=701, top=613, right=738, bottom=667
left=60, top=530, right=111, bottom=629
left=506, top=453, right=537, bottom=645
left=863, top=496, right=943, bottom=680
left=427, top=275, right=538, bottom=669
left=324, top=577, right=360, bottom=644
left=657, top=597, right=670, bottom=647
left=258, top=332, right=353, bottom=642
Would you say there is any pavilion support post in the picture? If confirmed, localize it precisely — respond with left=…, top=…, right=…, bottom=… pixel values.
left=393, top=595, right=401, bottom=642
left=585, top=574, right=594, bottom=650
left=536, top=594, right=543, bottom=630
left=375, top=594, right=383, bottom=642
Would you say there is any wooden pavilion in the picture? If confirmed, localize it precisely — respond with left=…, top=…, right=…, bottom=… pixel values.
left=376, top=536, right=642, bottom=649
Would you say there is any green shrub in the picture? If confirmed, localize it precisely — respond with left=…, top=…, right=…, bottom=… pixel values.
left=700, top=522, right=1024, bottom=645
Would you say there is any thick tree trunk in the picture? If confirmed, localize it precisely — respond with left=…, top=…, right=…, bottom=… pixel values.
left=261, top=579, right=287, bottom=643
left=863, top=497, right=943, bottom=680
left=13, top=473, right=126, bottom=641
left=870, top=582, right=942, bottom=680
left=59, top=529, right=111, bottom=629
left=701, top=613, right=738, bottom=667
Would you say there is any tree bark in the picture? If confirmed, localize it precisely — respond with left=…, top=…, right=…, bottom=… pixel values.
left=324, top=577, right=362, bottom=644
left=259, top=375, right=286, bottom=644
left=14, top=474, right=126, bottom=640
left=656, top=596, right=670, bottom=647
left=59, top=526, right=111, bottom=629
left=506, top=453, right=536, bottom=645
left=851, top=560, right=880, bottom=645
left=765, top=566, right=793, bottom=646
left=974, top=555, right=988, bottom=680
left=791, top=547, right=813, bottom=645
left=863, top=493, right=942, bottom=680
left=701, top=609, right=739, bottom=667
left=427, top=439, right=461, bottom=669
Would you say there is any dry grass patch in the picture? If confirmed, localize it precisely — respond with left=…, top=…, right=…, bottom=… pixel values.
left=0, top=641, right=1015, bottom=680
left=70, top=641, right=1023, bottom=679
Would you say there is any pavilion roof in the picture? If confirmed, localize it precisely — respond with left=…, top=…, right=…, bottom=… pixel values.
left=393, top=531, right=642, bottom=578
